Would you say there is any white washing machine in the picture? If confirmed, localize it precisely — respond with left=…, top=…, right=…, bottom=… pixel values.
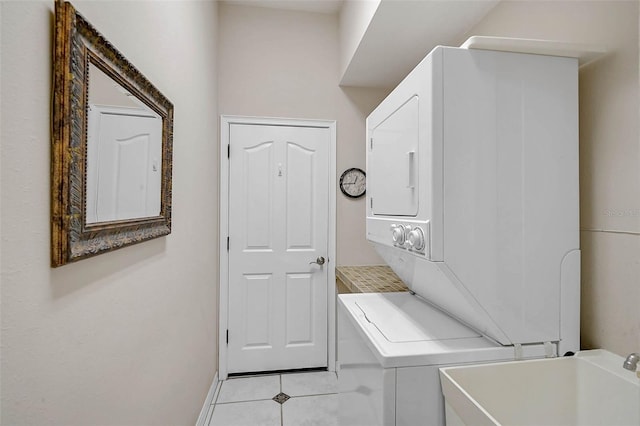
left=338, top=292, right=552, bottom=426
left=338, top=43, right=581, bottom=426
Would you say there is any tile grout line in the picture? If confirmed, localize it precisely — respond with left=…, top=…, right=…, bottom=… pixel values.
left=216, top=397, right=282, bottom=405
left=206, top=380, right=222, bottom=426
left=287, top=392, right=338, bottom=398
left=203, top=405, right=215, bottom=426
left=280, top=374, right=284, bottom=426
left=212, top=379, right=223, bottom=405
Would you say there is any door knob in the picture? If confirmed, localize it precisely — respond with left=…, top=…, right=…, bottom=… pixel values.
left=310, top=256, right=326, bottom=266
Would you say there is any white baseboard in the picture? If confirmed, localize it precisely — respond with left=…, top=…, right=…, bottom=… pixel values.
left=195, top=371, right=220, bottom=426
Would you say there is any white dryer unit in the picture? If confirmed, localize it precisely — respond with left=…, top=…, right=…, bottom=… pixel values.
left=339, top=44, right=581, bottom=426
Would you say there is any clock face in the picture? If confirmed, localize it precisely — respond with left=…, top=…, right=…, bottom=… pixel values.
left=339, top=168, right=366, bottom=198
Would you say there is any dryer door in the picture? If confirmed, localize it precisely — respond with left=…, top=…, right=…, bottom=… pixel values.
left=370, top=95, right=419, bottom=216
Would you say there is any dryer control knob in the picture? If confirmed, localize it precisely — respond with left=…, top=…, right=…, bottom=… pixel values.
left=407, top=227, right=425, bottom=251
left=391, top=224, right=406, bottom=245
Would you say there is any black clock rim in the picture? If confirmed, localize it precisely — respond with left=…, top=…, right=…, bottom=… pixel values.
left=339, top=167, right=366, bottom=199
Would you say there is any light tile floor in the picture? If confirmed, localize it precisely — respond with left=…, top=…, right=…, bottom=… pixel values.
left=205, top=371, right=338, bottom=426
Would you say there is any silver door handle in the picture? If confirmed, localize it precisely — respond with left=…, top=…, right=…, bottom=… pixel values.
left=309, top=256, right=326, bottom=266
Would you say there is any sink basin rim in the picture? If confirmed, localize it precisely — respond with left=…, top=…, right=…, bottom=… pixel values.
left=440, top=349, right=640, bottom=426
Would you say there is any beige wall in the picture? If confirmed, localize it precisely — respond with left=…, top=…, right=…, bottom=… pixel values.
left=0, top=1, right=219, bottom=424
left=218, top=3, right=388, bottom=266
left=460, top=0, right=640, bottom=356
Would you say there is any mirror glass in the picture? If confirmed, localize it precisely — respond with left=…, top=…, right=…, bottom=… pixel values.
left=86, top=62, right=162, bottom=224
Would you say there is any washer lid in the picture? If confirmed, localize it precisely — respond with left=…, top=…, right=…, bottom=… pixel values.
left=354, top=293, right=480, bottom=343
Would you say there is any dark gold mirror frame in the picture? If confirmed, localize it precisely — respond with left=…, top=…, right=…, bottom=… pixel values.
left=52, top=0, right=173, bottom=267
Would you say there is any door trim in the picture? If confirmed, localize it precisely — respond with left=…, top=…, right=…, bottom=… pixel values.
left=219, top=115, right=337, bottom=380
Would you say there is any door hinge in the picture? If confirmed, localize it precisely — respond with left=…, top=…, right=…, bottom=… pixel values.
left=370, top=197, right=373, bottom=209
left=227, top=144, right=230, bottom=158
left=226, top=329, right=229, bottom=344
left=370, top=138, right=373, bottom=150
left=227, top=237, right=229, bottom=251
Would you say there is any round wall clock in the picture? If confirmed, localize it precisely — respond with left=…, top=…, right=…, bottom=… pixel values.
left=339, top=168, right=366, bottom=198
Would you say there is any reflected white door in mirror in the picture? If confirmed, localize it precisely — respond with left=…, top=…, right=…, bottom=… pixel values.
left=86, top=63, right=163, bottom=223
left=86, top=106, right=162, bottom=223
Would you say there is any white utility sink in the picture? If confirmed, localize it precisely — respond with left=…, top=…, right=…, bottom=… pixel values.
left=440, top=350, right=640, bottom=426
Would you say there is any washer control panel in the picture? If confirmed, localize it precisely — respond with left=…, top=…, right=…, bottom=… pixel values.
left=390, top=224, right=406, bottom=245
left=389, top=223, right=427, bottom=254
left=407, top=227, right=425, bottom=251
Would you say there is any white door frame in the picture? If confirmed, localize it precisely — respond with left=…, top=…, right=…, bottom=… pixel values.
left=219, top=115, right=337, bottom=380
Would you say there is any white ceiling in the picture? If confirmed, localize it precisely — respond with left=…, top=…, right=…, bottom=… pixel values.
left=223, top=0, right=344, bottom=15
left=341, top=0, right=501, bottom=88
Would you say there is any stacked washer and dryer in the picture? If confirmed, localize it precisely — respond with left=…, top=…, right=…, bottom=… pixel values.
left=338, top=42, right=581, bottom=426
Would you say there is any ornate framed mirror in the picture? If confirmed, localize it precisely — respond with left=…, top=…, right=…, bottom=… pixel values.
left=52, top=0, right=173, bottom=267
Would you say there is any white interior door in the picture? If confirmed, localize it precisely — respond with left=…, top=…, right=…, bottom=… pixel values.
left=227, top=123, right=330, bottom=374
